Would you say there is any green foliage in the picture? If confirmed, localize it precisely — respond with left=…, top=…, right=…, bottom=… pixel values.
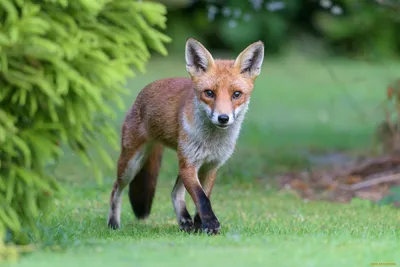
left=377, top=186, right=400, bottom=207
left=165, top=0, right=300, bottom=54
left=0, top=0, right=170, bottom=260
left=215, top=0, right=300, bottom=53
left=314, top=0, right=400, bottom=58
left=163, top=0, right=400, bottom=57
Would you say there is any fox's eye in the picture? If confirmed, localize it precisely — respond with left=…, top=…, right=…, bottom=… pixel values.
left=232, top=91, right=242, bottom=99
left=204, top=90, right=215, bottom=98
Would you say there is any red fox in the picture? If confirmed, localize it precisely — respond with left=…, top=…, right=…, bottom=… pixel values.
left=107, top=38, right=264, bottom=234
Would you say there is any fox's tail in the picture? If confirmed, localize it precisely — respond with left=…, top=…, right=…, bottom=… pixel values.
left=128, top=144, right=163, bottom=219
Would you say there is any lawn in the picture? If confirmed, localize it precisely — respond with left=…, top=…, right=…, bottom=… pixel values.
left=8, top=54, right=400, bottom=266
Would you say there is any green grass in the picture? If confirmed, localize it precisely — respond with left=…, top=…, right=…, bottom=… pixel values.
left=9, top=54, right=400, bottom=266
left=13, top=181, right=400, bottom=267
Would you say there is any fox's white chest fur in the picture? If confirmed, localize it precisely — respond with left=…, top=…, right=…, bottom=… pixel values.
left=180, top=99, right=249, bottom=168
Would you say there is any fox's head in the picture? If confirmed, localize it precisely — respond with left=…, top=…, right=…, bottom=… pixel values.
left=185, top=38, right=264, bottom=129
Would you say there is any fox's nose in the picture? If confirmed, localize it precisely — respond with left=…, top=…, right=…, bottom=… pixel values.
left=218, top=114, right=229, bottom=124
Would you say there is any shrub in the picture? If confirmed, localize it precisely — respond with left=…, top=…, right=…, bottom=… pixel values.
left=165, top=0, right=300, bottom=54
left=313, top=0, right=400, bottom=58
left=162, top=0, right=400, bottom=57
left=0, top=0, right=170, bottom=261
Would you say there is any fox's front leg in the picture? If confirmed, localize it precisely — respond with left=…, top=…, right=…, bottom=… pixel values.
left=193, top=167, right=218, bottom=231
left=178, top=160, right=220, bottom=235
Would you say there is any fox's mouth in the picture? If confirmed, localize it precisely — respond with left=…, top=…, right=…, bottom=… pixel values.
left=215, top=124, right=229, bottom=129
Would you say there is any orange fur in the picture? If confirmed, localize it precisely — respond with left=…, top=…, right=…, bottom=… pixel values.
left=194, top=60, right=254, bottom=116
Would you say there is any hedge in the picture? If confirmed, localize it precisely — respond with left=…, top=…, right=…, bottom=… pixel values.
left=0, top=0, right=170, bottom=262
left=164, top=0, right=400, bottom=58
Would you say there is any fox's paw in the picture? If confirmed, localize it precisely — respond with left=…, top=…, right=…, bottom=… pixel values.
left=202, top=218, right=220, bottom=235
left=179, top=218, right=194, bottom=233
left=193, top=213, right=202, bottom=233
left=107, top=217, right=120, bottom=230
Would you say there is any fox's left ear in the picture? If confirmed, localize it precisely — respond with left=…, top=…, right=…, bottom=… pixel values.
left=234, top=41, right=264, bottom=79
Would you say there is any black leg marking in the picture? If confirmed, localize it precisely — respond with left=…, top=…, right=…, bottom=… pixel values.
left=195, top=187, right=220, bottom=235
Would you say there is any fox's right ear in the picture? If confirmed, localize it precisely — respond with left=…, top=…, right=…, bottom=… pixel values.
left=185, top=38, right=215, bottom=77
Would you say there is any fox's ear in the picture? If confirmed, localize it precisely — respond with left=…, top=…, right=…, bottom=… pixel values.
left=185, top=38, right=215, bottom=77
left=234, top=41, right=264, bottom=79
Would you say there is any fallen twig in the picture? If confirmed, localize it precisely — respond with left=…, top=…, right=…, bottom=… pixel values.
left=340, top=172, right=400, bottom=191
left=341, top=156, right=400, bottom=177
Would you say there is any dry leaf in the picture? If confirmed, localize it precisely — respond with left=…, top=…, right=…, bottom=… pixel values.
left=290, top=179, right=310, bottom=191
left=345, top=175, right=363, bottom=185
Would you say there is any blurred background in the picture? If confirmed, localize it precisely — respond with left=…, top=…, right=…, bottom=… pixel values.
left=139, top=0, right=400, bottom=166
left=136, top=0, right=400, bottom=204
left=160, top=0, right=400, bottom=58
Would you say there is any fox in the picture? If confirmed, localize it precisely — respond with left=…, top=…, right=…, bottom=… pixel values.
left=107, top=38, right=264, bottom=234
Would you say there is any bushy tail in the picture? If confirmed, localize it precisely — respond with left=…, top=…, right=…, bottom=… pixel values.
left=128, top=144, right=163, bottom=219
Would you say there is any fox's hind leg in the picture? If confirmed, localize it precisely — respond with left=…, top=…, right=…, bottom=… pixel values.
left=107, top=140, right=147, bottom=229
left=171, top=175, right=194, bottom=232
left=128, top=143, right=163, bottom=219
